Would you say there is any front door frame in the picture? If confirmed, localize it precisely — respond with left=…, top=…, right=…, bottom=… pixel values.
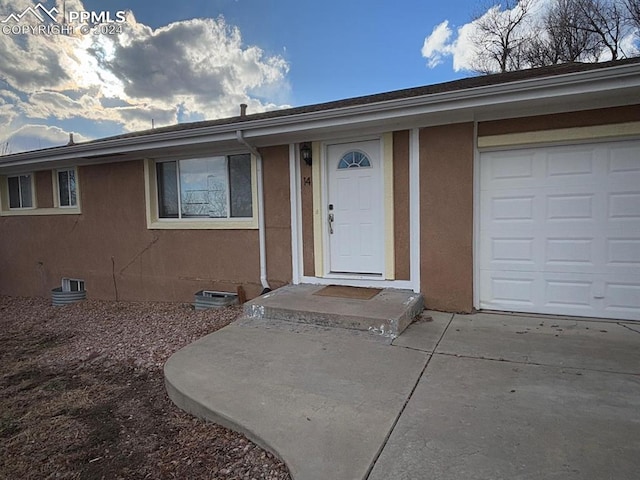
left=323, top=138, right=385, bottom=277
left=289, top=130, right=421, bottom=293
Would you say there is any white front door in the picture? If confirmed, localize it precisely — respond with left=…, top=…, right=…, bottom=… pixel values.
left=327, top=140, right=384, bottom=275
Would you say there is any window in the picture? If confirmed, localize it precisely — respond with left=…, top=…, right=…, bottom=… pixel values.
left=8, top=174, right=33, bottom=208
left=156, top=154, right=253, bottom=219
left=57, top=169, right=77, bottom=207
left=62, top=278, right=85, bottom=292
left=338, top=151, right=371, bottom=169
left=1, top=169, right=80, bottom=216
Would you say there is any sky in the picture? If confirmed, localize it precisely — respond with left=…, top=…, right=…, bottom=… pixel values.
left=0, top=0, right=636, bottom=154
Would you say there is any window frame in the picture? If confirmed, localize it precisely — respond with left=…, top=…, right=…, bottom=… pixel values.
left=0, top=168, right=81, bottom=216
left=337, top=150, right=372, bottom=169
left=62, top=278, right=85, bottom=292
left=55, top=168, right=79, bottom=209
left=144, top=155, right=259, bottom=230
left=6, top=173, right=35, bottom=210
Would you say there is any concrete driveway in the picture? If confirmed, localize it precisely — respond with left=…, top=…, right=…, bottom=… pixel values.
left=165, top=311, right=640, bottom=480
left=371, top=312, right=640, bottom=479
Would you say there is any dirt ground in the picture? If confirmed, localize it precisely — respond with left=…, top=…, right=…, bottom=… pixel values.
left=0, top=296, right=291, bottom=480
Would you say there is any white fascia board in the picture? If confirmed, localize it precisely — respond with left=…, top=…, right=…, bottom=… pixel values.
left=0, top=131, right=240, bottom=170
left=243, top=63, right=640, bottom=137
left=1, top=62, right=639, bottom=171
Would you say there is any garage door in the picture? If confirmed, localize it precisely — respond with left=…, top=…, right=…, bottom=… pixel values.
left=479, top=139, right=640, bottom=321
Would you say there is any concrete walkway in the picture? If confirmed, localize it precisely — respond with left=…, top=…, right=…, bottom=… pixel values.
left=165, top=312, right=640, bottom=480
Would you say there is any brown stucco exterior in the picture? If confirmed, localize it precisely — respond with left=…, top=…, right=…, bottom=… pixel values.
left=420, top=123, right=474, bottom=313
left=393, top=131, right=410, bottom=281
left=300, top=157, right=315, bottom=277
left=478, top=105, right=640, bottom=136
left=261, top=145, right=293, bottom=289
left=0, top=151, right=294, bottom=302
left=35, top=170, right=54, bottom=208
left=1, top=104, right=637, bottom=311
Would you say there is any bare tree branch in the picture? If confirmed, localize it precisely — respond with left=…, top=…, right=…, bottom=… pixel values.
left=625, top=0, right=640, bottom=29
left=467, top=0, right=638, bottom=73
left=574, top=0, right=626, bottom=59
left=470, top=0, right=534, bottom=73
left=525, top=0, right=601, bottom=66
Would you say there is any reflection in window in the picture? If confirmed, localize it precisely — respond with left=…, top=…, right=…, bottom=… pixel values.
left=58, top=169, right=77, bottom=207
left=228, top=154, right=253, bottom=218
left=156, top=155, right=252, bottom=220
left=338, top=151, right=371, bottom=169
left=157, top=161, right=178, bottom=218
left=8, top=174, right=33, bottom=209
left=180, top=157, right=228, bottom=218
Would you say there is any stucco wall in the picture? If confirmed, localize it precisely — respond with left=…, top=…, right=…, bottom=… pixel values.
left=420, top=123, right=474, bottom=313
left=300, top=157, right=315, bottom=277
left=478, top=105, right=640, bottom=136
left=0, top=153, right=292, bottom=302
left=393, top=131, right=411, bottom=280
left=35, top=170, right=54, bottom=208
left=261, top=145, right=293, bottom=289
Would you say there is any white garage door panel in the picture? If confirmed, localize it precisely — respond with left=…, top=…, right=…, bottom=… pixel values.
left=479, top=139, right=640, bottom=321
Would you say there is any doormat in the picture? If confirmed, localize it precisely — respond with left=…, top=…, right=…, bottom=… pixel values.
left=313, top=285, right=382, bottom=300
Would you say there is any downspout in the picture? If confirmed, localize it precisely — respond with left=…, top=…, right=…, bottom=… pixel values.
left=236, top=130, right=271, bottom=294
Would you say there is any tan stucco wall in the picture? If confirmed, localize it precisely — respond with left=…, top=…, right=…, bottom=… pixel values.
left=300, top=156, right=315, bottom=277
left=478, top=105, right=640, bottom=136
left=262, top=145, right=293, bottom=289
left=35, top=170, right=54, bottom=208
left=420, top=123, right=474, bottom=313
left=393, top=131, right=410, bottom=280
left=0, top=153, right=292, bottom=302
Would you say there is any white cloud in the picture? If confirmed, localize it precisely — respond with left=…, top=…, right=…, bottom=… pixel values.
left=4, top=124, right=89, bottom=153
left=421, top=16, right=484, bottom=72
left=421, top=21, right=452, bottom=68
left=0, top=0, right=291, bottom=152
left=96, top=15, right=291, bottom=120
left=449, top=22, right=481, bottom=72
left=621, top=28, right=640, bottom=58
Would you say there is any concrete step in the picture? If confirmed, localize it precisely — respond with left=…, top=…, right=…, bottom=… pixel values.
left=243, top=284, right=424, bottom=339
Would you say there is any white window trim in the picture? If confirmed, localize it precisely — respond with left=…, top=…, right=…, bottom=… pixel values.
left=53, top=167, right=81, bottom=210
left=144, top=156, right=259, bottom=230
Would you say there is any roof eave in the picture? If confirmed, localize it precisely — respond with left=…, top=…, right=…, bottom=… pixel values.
left=1, top=61, right=639, bottom=171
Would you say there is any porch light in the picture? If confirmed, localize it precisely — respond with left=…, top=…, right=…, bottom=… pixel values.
left=300, top=143, right=312, bottom=166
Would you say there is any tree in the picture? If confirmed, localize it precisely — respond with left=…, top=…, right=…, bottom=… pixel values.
left=467, top=0, right=639, bottom=74
left=470, top=0, right=534, bottom=73
left=624, top=0, right=640, bottom=29
left=525, top=0, right=601, bottom=66
left=574, top=0, right=627, bottom=60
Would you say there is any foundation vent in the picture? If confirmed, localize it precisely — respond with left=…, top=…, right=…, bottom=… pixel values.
left=194, top=290, right=238, bottom=311
left=52, top=278, right=87, bottom=306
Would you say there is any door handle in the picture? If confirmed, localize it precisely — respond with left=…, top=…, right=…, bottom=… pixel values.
left=328, top=212, right=334, bottom=234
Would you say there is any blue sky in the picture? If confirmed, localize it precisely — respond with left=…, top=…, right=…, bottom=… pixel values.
left=78, top=0, right=473, bottom=105
left=2, top=0, right=635, bottom=154
left=0, top=0, right=482, bottom=152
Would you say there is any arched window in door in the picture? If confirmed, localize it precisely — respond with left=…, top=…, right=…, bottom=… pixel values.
left=337, top=150, right=371, bottom=169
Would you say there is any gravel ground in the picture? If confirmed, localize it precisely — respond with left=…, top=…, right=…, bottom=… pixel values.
left=0, top=296, right=292, bottom=480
